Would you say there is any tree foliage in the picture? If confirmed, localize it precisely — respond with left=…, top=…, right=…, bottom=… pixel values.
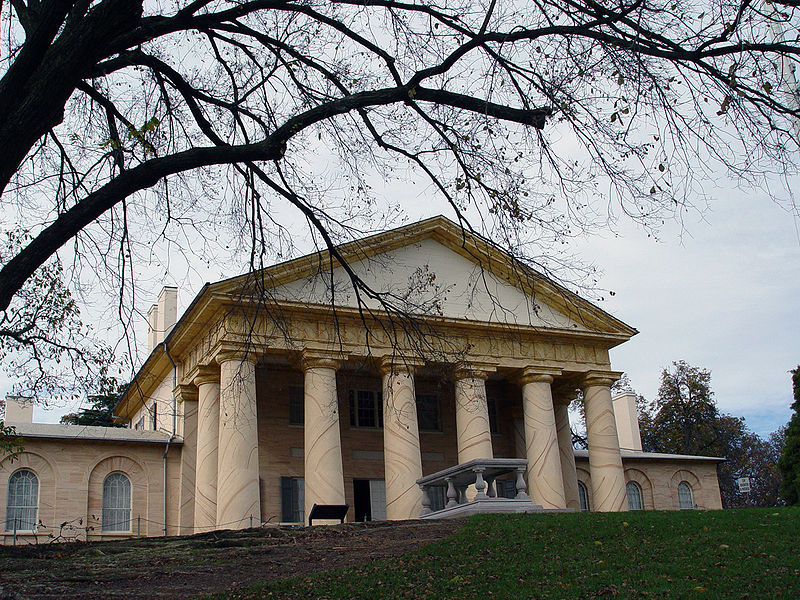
left=0, top=230, right=113, bottom=401
left=60, top=378, right=126, bottom=427
left=778, top=366, right=800, bottom=504
left=640, top=361, right=783, bottom=507
left=1, top=0, right=799, bottom=383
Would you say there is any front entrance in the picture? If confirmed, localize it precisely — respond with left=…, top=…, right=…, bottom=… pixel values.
left=353, top=479, right=386, bottom=521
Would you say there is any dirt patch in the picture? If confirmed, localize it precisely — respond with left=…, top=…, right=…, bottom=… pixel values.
left=0, top=519, right=463, bottom=599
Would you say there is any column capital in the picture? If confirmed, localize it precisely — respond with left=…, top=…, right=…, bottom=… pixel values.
left=214, top=343, right=259, bottom=366
left=582, top=370, right=624, bottom=388
left=300, top=349, right=345, bottom=371
left=377, top=355, right=425, bottom=376
left=193, top=364, right=220, bottom=386
left=517, top=366, right=562, bottom=386
left=173, top=383, right=198, bottom=404
left=453, top=362, right=497, bottom=381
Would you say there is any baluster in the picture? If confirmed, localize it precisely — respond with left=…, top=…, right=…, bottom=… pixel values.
left=474, top=467, right=488, bottom=500
left=446, top=477, right=458, bottom=508
left=515, top=466, right=530, bottom=500
left=457, top=485, right=468, bottom=504
left=486, top=476, right=497, bottom=498
left=420, top=484, right=432, bottom=516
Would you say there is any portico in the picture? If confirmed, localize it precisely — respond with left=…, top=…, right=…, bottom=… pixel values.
left=176, top=339, right=629, bottom=528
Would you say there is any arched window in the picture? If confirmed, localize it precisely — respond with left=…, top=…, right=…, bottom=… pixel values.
left=678, top=481, right=694, bottom=510
left=626, top=481, right=643, bottom=510
left=577, top=481, right=590, bottom=512
left=6, top=469, right=39, bottom=532
left=102, top=472, right=131, bottom=532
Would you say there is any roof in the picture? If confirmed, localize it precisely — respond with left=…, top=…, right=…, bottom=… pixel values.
left=574, top=449, right=725, bottom=462
left=6, top=422, right=181, bottom=445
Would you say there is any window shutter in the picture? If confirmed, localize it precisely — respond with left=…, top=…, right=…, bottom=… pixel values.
left=280, top=477, right=293, bottom=522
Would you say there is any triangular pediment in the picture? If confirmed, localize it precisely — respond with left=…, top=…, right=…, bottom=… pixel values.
left=211, top=216, right=637, bottom=337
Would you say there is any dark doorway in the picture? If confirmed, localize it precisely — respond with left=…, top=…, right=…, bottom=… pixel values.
left=353, top=479, right=371, bottom=522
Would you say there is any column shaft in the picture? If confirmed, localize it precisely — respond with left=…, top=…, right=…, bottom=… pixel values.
left=382, top=363, right=423, bottom=520
left=584, top=374, right=627, bottom=512
left=303, top=358, right=346, bottom=522
left=554, top=402, right=580, bottom=511
left=454, top=373, right=493, bottom=463
left=217, top=354, right=261, bottom=528
left=521, top=373, right=566, bottom=509
left=194, top=370, right=220, bottom=531
left=178, top=389, right=198, bottom=534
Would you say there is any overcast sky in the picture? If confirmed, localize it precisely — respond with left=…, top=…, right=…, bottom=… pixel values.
left=574, top=182, right=799, bottom=437
left=24, top=172, right=799, bottom=438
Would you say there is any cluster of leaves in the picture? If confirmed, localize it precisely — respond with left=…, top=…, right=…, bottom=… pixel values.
left=777, top=366, right=800, bottom=504
left=59, top=377, right=126, bottom=428
left=639, top=361, right=784, bottom=508
left=0, top=230, right=114, bottom=403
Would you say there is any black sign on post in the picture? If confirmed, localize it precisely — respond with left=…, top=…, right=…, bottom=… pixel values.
left=308, top=503, right=349, bottom=526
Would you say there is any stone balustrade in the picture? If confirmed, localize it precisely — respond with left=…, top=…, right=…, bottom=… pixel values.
left=416, top=458, right=544, bottom=519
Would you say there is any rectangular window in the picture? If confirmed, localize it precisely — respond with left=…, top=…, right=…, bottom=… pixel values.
left=280, top=477, right=305, bottom=523
left=416, top=393, right=440, bottom=431
left=288, top=385, right=304, bottom=425
left=349, top=389, right=383, bottom=428
left=487, top=396, right=499, bottom=434
left=151, top=402, right=158, bottom=430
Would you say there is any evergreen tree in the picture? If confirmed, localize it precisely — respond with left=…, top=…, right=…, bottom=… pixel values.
left=60, top=379, right=126, bottom=428
left=777, top=368, right=800, bottom=505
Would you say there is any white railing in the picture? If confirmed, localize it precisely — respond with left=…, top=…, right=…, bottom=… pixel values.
left=416, top=458, right=542, bottom=519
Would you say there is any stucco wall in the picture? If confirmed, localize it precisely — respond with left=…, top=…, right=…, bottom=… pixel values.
left=0, top=438, right=181, bottom=544
left=576, top=456, right=722, bottom=511
left=131, top=371, right=179, bottom=434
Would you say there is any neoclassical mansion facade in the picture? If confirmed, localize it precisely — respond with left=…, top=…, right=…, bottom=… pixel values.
left=1, top=217, right=723, bottom=543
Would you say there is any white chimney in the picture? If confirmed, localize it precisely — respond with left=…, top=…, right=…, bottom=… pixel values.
left=3, top=396, right=33, bottom=424
left=612, top=391, right=642, bottom=451
left=147, top=303, right=159, bottom=353
left=147, top=286, right=178, bottom=353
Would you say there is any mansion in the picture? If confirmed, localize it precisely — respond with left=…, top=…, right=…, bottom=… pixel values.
left=1, top=217, right=722, bottom=543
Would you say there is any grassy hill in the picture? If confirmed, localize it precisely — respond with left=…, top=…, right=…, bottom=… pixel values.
left=216, top=507, right=800, bottom=600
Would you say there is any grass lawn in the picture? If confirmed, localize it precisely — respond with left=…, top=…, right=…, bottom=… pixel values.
left=214, top=507, right=800, bottom=599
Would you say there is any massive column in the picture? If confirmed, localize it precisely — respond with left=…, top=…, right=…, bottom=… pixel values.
left=380, top=357, right=424, bottom=521
left=177, top=384, right=199, bottom=534
left=194, top=365, right=221, bottom=531
left=301, top=351, right=346, bottom=523
left=454, top=366, right=495, bottom=463
left=554, top=399, right=580, bottom=511
left=519, top=368, right=566, bottom=509
left=583, top=371, right=627, bottom=512
left=216, top=350, right=261, bottom=528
